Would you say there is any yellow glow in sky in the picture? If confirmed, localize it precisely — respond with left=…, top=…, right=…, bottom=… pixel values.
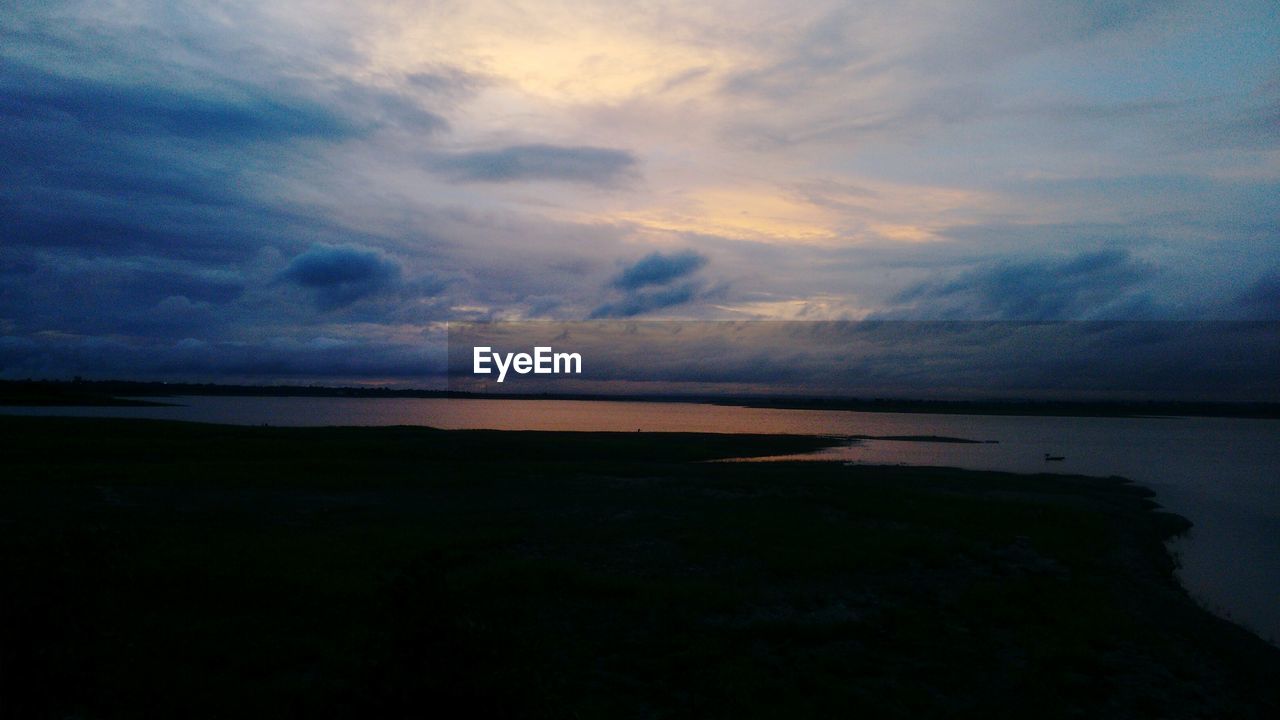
left=363, top=3, right=728, bottom=104
left=619, top=187, right=840, bottom=243
left=351, top=2, right=1004, bottom=251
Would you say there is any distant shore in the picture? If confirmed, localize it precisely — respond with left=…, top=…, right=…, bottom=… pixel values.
left=2, top=416, right=1278, bottom=717
left=4, top=379, right=1278, bottom=418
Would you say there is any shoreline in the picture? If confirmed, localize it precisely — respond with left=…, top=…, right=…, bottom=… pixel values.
left=5, top=379, right=1280, bottom=418
left=2, top=416, right=1278, bottom=716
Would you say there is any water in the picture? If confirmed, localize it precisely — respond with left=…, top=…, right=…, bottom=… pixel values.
left=4, top=396, right=1278, bottom=644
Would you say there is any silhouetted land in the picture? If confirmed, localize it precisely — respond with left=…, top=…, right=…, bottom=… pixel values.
left=2, top=416, right=1278, bottom=718
left=0, top=380, right=173, bottom=407
left=4, top=379, right=1279, bottom=417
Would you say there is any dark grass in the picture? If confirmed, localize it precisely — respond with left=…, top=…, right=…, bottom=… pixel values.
left=1, top=416, right=1278, bottom=718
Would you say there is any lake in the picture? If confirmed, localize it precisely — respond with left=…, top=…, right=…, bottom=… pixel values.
left=4, top=395, right=1278, bottom=645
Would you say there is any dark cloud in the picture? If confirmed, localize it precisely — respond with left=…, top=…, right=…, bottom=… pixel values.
left=0, top=11, right=460, bottom=356
left=886, top=249, right=1158, bottom=320
left=0, top=56, right=422, bottom=265
left=612, top=250, right=708, bottom=290
left=0, top=248, right=248, bottom=339
left=0, top=60, right=357, bottom=142
left=1235, top=272, right=1280, bottom=320
left=279, top=245, right=402, bottom=310
left=0, top=332, right=446, bottom=383
left=430, top=144, right=637, bottom=184
left=588, top=250, right=711, bottom=318
left=589, top=282, right=700, bottom=319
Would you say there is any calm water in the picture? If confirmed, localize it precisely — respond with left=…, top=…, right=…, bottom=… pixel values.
left=5, top=396, right=1278, bottom=644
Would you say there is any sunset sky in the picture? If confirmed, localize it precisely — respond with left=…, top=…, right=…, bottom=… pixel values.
left=2, top=1, right=1278, bottom=384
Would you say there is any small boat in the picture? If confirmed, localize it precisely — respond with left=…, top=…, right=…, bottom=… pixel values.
left=1044, top=453, right=1065, bottom=462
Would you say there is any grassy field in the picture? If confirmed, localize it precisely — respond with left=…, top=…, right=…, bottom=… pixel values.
left=1, top=416, right=1278, bottom=718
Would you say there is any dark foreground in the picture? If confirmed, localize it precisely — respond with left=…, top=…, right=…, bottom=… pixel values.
left=6, top=379, right=1280, bottom=418
left=1, top=417, right=1277, bottom=718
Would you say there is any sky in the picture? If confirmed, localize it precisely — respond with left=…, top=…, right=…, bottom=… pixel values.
left=1, top=1, right=1278, bottom=389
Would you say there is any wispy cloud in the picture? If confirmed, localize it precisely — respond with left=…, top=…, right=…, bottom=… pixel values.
left=886, top=250, right=1158, bottom=320
left=430, top=145, right=637, bottom=184
left=0, top=0, right=1277, bottom=384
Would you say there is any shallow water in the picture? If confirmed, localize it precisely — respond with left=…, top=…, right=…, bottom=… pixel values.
left=5, top=396, right=1278, bottom=644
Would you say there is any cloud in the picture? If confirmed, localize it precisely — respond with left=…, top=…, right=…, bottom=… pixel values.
left=0, top=60, right=357, bottom=142
left=0, top=249, right=250, bottom=338
left=1235, top=271, right=1280, bottom=320
left=405, top=66, right=487, bottom=98
left=1, top=1, right=1278, bottom=386
left=589, top=282, right=701, bottom=319
left=0, top=54, right=420, bottom=265
left=588, top=250, right=711, bottom=318
left=430, top=144, right=637, bottom=184
left=0, top=331, right=447, bottom=384
left=331, top=79, right=450, bottom=133
left=1204, top=100, right=1280, bottom=150
left=279, top=245, right=402, bottom=310
left=611, top=250, right=708, bottom=290
left=886, top=249, right=1158, bottom=320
